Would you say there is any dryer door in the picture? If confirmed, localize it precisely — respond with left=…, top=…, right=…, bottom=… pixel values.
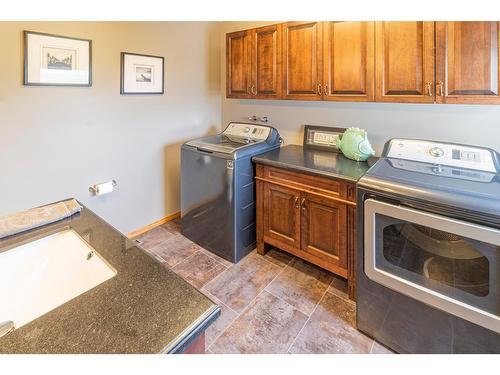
left=364, top=198, right=500, bottom=334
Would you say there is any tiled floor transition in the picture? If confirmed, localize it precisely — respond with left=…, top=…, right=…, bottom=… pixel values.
left=135, top=219, right=393, bottom=354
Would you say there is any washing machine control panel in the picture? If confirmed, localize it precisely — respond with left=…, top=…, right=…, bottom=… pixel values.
left=223, top=123, right=271, bottom=141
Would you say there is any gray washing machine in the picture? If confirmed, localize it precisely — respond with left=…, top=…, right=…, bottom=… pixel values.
left=181, top=122, right=281, bottom=263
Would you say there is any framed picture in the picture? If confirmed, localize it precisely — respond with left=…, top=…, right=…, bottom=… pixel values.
left=303, top=125, right=346, bottom=152
left=23, top=31, right=92, bottom=86
left=120, top=52, right=164, bottom=94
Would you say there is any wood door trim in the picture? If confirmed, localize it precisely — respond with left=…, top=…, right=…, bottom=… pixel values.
left=436, top=21, right=500, bottom=104
left=375, top=21, right=435, bottom=103
left=251, top=24, right=282, bottom=99
left=263, top=235, right=349, bottom=278
left=323, top=21, right=375, bottom=102
left=263, top=182, right=301, bottom=247
left=226, top=30, right=251, bottom=98
left=282, top=21, right=323, bottom=100
left=300, top=192, right=348, bottom=269
left=255, top=176, right=357, bottom=206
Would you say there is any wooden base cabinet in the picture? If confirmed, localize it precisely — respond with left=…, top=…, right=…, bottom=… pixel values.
left=256, top=164, right=357, bottom=300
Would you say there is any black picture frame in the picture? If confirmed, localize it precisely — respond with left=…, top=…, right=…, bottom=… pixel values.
left=120, top=52, right=165, bottom=95
left=23, top=30, right=92, bottom=87
left=303, top=125, right=347, bottom=152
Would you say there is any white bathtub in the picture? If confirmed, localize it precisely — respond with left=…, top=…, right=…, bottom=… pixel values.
left=0, top=229, right=116, bottom=331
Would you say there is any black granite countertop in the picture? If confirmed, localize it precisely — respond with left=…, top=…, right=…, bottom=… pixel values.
left=252, top=144, right=377, bottom=182
left=0, top=201, right=220, bottom=354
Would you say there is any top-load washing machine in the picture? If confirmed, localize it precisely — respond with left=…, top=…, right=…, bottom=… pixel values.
left=180, top=122, right=281, bottom=263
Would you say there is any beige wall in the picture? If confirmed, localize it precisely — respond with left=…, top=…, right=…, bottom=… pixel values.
left=220, top=22, right=500, bottom=154
left=0, top=22, right=221, bottom=233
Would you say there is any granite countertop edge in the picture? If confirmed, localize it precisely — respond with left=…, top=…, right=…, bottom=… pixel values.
left=0, top=199, right=220, bottom=354
left=252, top=144, right=377, bottom=183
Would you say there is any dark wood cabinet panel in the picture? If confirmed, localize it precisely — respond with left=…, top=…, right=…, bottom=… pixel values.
left=226, top=30, right=251, bottom=98
left=323, top=21, right=375, bottom=101
left=301, top=192, right=348, bottom=270
left=436, top=21, right=500, bottom=104
left=263, top=182, right=301, bottom=248
left=251, top=24, right=282, bottom=99
left=375, top=21, right=435, bottom=103
left=282, top=21, right=323, bottom=100
left=256, top=164, right=356, bottom=300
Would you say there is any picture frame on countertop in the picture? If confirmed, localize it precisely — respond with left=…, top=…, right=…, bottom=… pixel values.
left=303, top=125, right=346, bottom=152
left=23, top=30, right=92, bottom=86
left=120, top=52, right=164, bottom=95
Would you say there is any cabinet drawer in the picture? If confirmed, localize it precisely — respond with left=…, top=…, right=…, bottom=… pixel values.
left=261, top=165, right=357, bottom=202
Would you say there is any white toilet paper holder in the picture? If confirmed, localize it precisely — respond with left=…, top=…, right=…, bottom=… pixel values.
left=89, top=180, right=117, bottom=194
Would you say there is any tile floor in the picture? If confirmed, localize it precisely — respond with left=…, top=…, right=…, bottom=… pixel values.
left=135, top=219, right=394, bottom=354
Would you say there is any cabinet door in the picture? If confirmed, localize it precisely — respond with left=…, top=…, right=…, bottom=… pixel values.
left=301, top=192, right=348, bottom=269
left=263, top=183, right=301, bottom=249
left=375, top=21, right=435, bottom=103
left=251, top=24, right=282, bottom=99
left=323, top=21, right=375, bottom=101
left=226, top=30, right=251, bottom=98
left=282, top=21, right=323, bottom=100
left=436, top=21, right=500, bottom=104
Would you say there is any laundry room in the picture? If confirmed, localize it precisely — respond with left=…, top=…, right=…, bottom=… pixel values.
left=0, top=1, right=499, bottom=374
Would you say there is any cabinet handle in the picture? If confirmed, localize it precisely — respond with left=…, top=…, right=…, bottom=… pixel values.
left=301, top=198, right=306, bottom=211
left=437, top=81, right=444, bottom=97
left=247, top=86, right=251, bottom=95
left=294, top=196, right=300, bottom=209
left=316, top=83, right=322, bottom=96
left=252, top=85, right=257, bottom=95
left=323, top=84, right=328, bottom=96
left=426, top=82, right=433, bottom=96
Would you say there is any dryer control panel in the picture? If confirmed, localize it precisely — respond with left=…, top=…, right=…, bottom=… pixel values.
left=223, top=122, right=271, bottom=141
left=385, top=139, right=498, bottom=173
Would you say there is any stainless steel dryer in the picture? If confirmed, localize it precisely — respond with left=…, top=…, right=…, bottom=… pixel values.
left=181, top=122, right=281, bottom=263
left=357, top=138, right=500, bottom=353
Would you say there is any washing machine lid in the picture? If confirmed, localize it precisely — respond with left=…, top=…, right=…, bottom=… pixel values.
left=185, top=134, right=263, bottom=154
left=185, top=123, right=275, bottom=154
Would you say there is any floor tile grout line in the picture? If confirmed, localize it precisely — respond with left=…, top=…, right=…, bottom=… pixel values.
left=263, top=288, right=312, bottom=318
left=208, top=259, right=290, bottom=353
left=206, top=308, right=241, bottom=352
left=171, top=249, right=203, bottom=268
left=286, top=282, right=331, bottom=354
left=200, top=250, right=234, bottom=269
left=200, top=288, right=240, bottom=317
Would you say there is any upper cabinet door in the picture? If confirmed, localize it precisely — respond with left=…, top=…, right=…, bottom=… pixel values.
left=323, top=22, right=375, bottom=102
left=436, top=22, right=500, bottom=104
left=282, top=21, right=323, bottom=100
left=226, top=30, right=251, bottom=98
left=251, top=24, right=282, bottom=99
left=375, top=21, right=435, bottom=103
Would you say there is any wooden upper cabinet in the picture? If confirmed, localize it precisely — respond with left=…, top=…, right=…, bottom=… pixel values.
left=226, top=30, right=251, bottom=98
left=323, top=22, right=375, bottom=101
left=251, top=24, right=282, bottom=99
left=375, top=21, right=435, bottom=103
left=436, top=22, right=500, bottom=104
left=282, top=21, right=323, bottom=100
